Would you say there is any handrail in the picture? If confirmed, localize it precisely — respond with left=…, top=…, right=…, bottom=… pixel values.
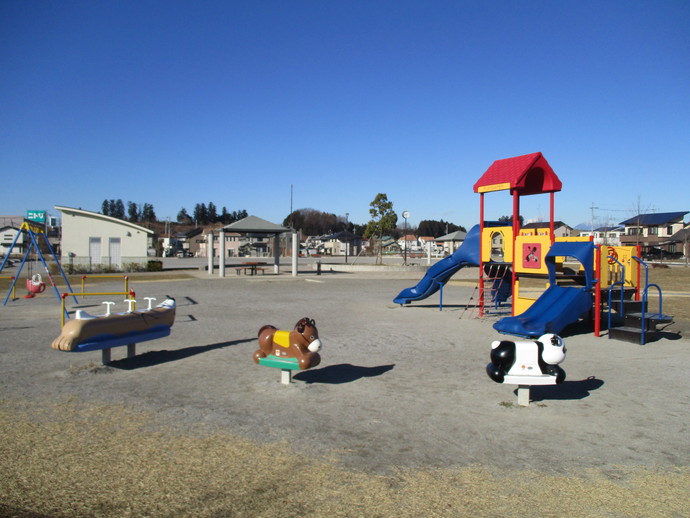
left=61, top=289, right=136, bottom=327
left=81, top=275, right=129, bottom=294
left=606, top=256, right=626, bottom=334
left=632, top=257, right=663, bottom=346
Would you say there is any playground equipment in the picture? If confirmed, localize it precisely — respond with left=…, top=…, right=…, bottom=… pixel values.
left=60, top=289, right=136, bottom=327
left=472, top=152, right=673, bottom=343
left=254, top=317, right=322, bottom=384
left=51, top=297, right=176, bottom=365
left=393, top=224, right=480, bottom=307
left=0, top=216, right=76, bottom=306
left=393, top=222, right=513, bottom=311
left=486, top=333, right=566, bottom=406
left=492, top=241, right=594, bottom=337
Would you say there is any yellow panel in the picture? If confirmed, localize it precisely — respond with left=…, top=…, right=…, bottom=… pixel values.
left=600, top=246, right=639, bottom=289
left=477, top=182, right=511, bottom=193
left=514, top=234, right=551, bottom=274
left=481, top=226, right=513, bottom=263
left=514, top=296, right=537, bottom=315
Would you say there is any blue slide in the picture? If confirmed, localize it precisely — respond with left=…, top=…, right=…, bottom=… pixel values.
left=393, top=224, right=481, bottom=305
left=492, top=285, right=592, bottom=338
left=493, top=240, right=595, bottom=338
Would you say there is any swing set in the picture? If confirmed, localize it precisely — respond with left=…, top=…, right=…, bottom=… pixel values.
left=0, top=218, right=77, bottom=306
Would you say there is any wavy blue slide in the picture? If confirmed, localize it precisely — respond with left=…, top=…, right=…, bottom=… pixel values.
left=493, top=240, right=595, bottom=338
left=393, top=224, right=481, bottom=305
left=492, top=285, right=592, bottom=338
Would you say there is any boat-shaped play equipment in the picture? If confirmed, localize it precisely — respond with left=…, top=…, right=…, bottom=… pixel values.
left=52, top=297, right=176, bottom=363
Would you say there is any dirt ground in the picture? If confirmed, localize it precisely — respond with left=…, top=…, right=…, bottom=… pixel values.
left=1, top=266, right=688, bottom=517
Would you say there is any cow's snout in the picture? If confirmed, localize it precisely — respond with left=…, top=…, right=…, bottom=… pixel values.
left=308, top=338, right=322, bottom=353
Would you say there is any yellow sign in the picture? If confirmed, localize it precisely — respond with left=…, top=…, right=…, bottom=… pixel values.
left=477, top=182, right=511, bottom=193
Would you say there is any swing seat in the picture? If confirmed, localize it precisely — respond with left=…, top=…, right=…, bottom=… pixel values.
left=26, top=274, right=46, bottom=294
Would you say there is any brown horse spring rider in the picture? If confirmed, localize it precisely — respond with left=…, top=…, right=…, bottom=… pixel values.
left=254, top=317, right=322, bottom=370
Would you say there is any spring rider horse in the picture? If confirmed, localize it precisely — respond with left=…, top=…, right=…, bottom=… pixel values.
left=486, top=333, right=566, bottom=406
left=254, top=317, right=322, bottom=384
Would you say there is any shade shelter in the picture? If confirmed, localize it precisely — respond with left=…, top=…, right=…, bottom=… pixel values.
left=211, top=216, right=292, bottom=277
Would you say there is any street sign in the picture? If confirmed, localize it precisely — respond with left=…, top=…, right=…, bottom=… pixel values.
left=26, top=210, right=46, bottom=223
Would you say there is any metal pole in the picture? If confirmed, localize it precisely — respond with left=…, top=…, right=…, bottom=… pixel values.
left=345, top=213, right=349, bottom=264
left=207, top=231, right=214, bottom=274
left=219, top=229, right=225, bottom=278
left=291, top=231, right=298, bottom=277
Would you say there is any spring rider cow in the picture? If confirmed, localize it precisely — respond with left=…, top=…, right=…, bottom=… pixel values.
left=254, top=317, right=322, bottom=384
left=486, top=333, right=566, bottom=406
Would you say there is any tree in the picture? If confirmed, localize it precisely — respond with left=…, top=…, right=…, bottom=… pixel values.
left=127, top=201, right=139, bottom=222
left=417, top=219, right=465, bottom=238
left=177, top=208, right=192, bottom=224
left=141, top=203, right=156, bottom=222
left=193, top=203, right=208, bottom=225
left=365, top=193, right=397, bottom=264
left=112, top=199, right=125, bottom=219
left=101, top=199, right=110, bottom=216
left=498, top=215, right=524, bottom=227
left=208, top=202, right=218, bottom=223
left=285, top=209, right=351, bottom=236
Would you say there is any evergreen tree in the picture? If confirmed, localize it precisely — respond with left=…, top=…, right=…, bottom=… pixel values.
left=177, top=208, right=192, bottom=224
left=127, top=201, right=139, bottom=222
left=141, top=203, right=156, bottom=222
left=208, top=202, right=218, bottom=223
left=113, top=199, right=125, bottom=219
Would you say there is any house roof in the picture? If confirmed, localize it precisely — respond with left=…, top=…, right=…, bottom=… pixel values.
left=437, top=230, right=467, bottom=241
left=522, top=221, right=571, bottom=230
left=619, top=211, right=688, bottom=226
left=54, top=205, right=154, bottom=234
left=222, top=215, right=290, bottom=234
left=473, top=152, right=562, bottom=195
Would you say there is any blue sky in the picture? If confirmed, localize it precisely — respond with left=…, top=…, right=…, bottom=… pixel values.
left=2, top=1, right=688, bottom=230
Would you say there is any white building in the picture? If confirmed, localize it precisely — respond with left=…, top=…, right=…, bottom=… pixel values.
left=55, top=206, right=154, bottom=270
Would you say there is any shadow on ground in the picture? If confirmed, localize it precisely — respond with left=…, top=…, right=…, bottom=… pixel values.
left=110, top=338, right=254, bottom=370
left=294, top=363, right=395, bottom=384
left=526, top=376, right=604, bottom=402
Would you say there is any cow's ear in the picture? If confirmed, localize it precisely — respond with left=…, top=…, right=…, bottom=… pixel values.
left=310, top=319, right=316, bottom=327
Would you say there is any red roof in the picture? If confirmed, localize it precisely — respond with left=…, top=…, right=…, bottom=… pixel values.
left=473, top=152, right=562, bottom=195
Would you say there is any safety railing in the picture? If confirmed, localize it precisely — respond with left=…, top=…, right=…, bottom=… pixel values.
left=80, top=275, right=129, bottom=294
left=61, top=289, right=136, bottom=327
left=632, top=257, right=663, bottom=346
left=606, top=256, right=626, bottom=334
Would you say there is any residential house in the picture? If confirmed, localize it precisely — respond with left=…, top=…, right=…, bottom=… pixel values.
left=397, top=234, right=419, bottom=253
left=619, top=211, right=688, bottom=259
left=578, top=226, right=624, bottom=246
left=306, top=231, right=362, bottom=257
left=436, top=230, right=467, bottom=255
left=0, top=226, right=23, bottom=257
left=521, top=221, right=575, bottom=238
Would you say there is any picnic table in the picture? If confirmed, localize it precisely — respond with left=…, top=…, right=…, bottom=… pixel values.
left=237, top=262, right=268, bottom=276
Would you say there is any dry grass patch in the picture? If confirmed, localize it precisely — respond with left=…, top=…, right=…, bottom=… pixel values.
left=1, top=398, right=688, bottom=518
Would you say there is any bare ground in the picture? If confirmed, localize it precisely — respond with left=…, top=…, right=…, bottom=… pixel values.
left=1, top=266, right=689, bottom=517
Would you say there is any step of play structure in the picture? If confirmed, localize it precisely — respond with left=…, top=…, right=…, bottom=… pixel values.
left=608, top=325, right=647, bottom=344
left=623, top=312, right=673, bottom=329
left=608, top=308, right=673, bottom=345
left=608, top=299, right=646, bottom=314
